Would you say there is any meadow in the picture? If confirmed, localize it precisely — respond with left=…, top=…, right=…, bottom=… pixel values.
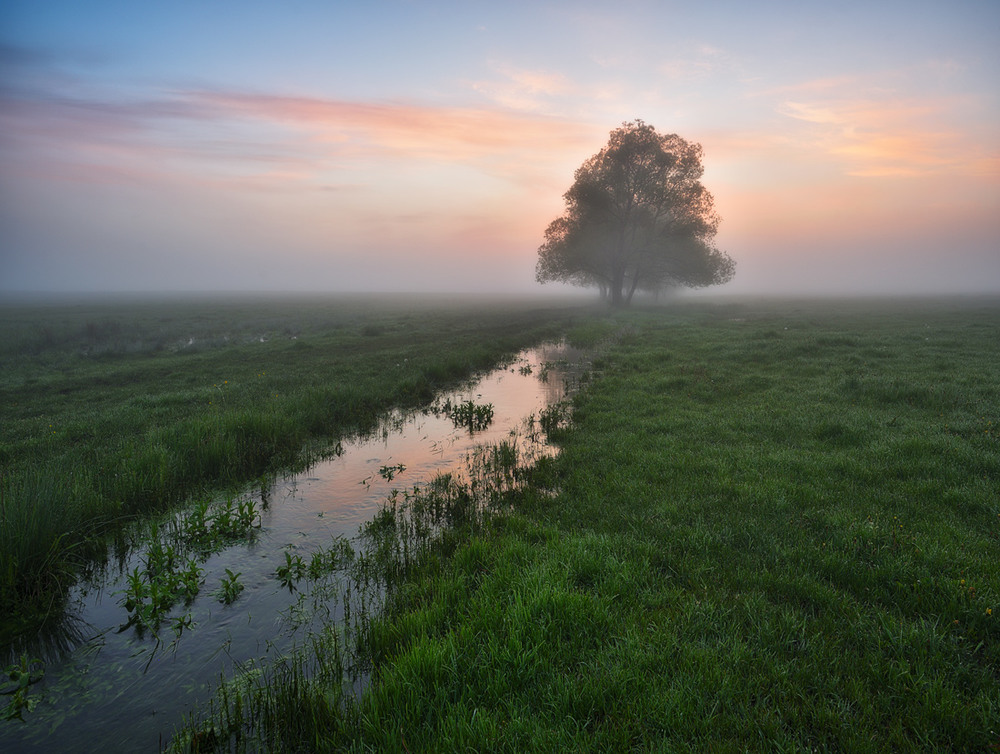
left=0, top=294, right=591, bottom=648
left=166, top=296, right=998, bottom=752
left=3, top=295, right=998, bottom=751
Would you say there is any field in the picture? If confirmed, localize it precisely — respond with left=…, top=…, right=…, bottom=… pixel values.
left=3, top=295, right=998, bottom=751
left=0, top=294, right=591, bottom=647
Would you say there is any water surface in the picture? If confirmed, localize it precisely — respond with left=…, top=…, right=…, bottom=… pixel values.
left=1, top=342, right=585, bottom=753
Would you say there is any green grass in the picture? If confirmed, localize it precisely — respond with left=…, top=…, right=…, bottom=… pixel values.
left=6, top=295, right=998, bottom=750
left=172, top=296, right=998, bottom=752
left=0, top=294, right=596, bottom=646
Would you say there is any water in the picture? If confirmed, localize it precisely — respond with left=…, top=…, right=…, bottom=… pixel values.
left=1, top=342, right=587, bottom=753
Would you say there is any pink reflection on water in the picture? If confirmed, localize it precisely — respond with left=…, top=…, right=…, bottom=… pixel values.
left=4, top=342, right=587, bottom=754
left=262, top=341, right=583, bottom=547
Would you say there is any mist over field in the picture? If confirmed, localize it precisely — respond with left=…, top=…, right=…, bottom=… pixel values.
left=1, top=1, right=998, bottom=298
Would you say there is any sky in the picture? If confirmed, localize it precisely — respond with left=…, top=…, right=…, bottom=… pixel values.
left=1, top=0, right=998, bottom=297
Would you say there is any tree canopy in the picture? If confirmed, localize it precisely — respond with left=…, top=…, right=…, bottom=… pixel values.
left=536, top=120, right=734, bottom=305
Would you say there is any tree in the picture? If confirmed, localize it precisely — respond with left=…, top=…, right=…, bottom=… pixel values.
left=536, top=120, right=734, bottom=305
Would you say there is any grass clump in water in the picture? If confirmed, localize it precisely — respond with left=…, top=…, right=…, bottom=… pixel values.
left=118, top=495, right=262, bottom=635
left=443, top=398, right=495, bottom=432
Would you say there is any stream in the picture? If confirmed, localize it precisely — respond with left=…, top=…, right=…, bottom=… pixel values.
left=1, top=342, right=586, bottom=753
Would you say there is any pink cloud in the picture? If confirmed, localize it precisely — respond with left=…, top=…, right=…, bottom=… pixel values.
left=1, top=84, right=605, bottom=198
left=190, top=91, right=596, bottom=162
left=476, top=62, right=574, bottom=98
left=779, top=95, right=998, bottom=178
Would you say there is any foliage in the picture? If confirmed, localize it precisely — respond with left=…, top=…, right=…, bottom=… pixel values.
left=275, top=552, right=307, bottom=592
left=3, top=655, right=44, bottom=722
left=536, top=401, right=572, bottom=439
left=537, top=119, right=734, bottom=305
left=444, top=398, right=495, bottom=432
left=118, top=496, right=261, bottom=633
left=216, top=569, right=244, bottom=605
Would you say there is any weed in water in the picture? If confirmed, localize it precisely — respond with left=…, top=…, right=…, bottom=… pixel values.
left=276, top=551, right=307, bottom=591
left=166, top=405, right=574, bottom=752
left=378, top=463, right=406, bottom=482
left=444, top=399, right=495, bottom=432
left=171, top=612, right=195, bottom=639
left=2, top=655, right=44, bottom=722
left=114, top=497, right=261, bottom=633
left=217, top=569, right=245, bottom=605
left=537, top=401, right=572, bottom=438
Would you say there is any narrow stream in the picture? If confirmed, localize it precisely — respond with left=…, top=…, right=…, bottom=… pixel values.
left=2, top=342, right=586, bottom=753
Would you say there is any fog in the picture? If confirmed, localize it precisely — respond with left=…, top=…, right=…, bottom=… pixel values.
left=2, top=169, right=997, bottom=298
left=3, top=207, right=997, bottom=299
left=712, top=239, right=1000, bottom=299
left=3, top=242, right=998, bottom=302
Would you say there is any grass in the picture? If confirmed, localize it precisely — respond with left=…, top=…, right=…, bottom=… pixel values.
left=4, top=294, right=998, bottom=750
left=0, top=293, right=595, bottom=649
left=170, top=296, right=998, bottom=752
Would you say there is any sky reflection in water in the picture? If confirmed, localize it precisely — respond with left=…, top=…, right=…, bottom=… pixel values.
left=2, top=342, right=585, bottom=754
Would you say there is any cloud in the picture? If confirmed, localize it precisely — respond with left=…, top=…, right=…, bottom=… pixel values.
left=749, top=59, right=1000, bottom=181
left=0, top=80, right=601, bottom=194
left=468, top=62, right=577, bottom=112
left=652, top=40, right=751, bottom=92
left=194, top=90, right=588, bottom=157
left=0, top=89, right=322, bottom=192
left=778, top=95, right=996, bottom=179
left=750, top=74, right=870, bottom=99
left=658, top=59, right=716, bottom=82
left=658, top=44, right=731, bottom=83
left=187, top=91, right=607, bottom=198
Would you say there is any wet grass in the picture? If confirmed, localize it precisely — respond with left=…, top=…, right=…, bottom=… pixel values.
left=171, top=296, right=997, bottom=752
left=0, top=294, right=596, bottom=650
left=166, top=423, right=569, bottom=753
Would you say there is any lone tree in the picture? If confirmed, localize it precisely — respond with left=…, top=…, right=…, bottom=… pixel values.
left=536, top=120, right=734, bottom=305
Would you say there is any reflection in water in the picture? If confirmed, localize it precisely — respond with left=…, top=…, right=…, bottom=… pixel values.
left=1, top=342, right=588, bottom=754
left=5, top=607, right=91, bottom=667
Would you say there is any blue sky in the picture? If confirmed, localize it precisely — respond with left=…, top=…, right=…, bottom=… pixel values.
left=1, top=0, right=998, bottom=294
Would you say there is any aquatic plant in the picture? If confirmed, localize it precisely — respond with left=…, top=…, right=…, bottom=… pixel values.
left=167, top=423, right=555, bottom=751
left=378, top=463, right=406, bottom=482
left=445, top=399, right=495, bottom=432
left=217, top=569, right=244, bottom=605
left=120, top=556, right=204, bottom=634
left=170, top=612, right=195, bottom=639
left=276, top=552, right=307, bottom=591
left=538, top=401, right=572, bottom=438
left=2, top=655, right=44, bottom=722
left=306, top=538, right=355, bottom=580
left=115, top=497, right=262, bottom=633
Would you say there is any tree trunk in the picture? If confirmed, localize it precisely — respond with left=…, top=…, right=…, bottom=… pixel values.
left=625, top=271, right=641, bottom=305
left=609, top=229, right=629, bottom=307
left=609, top=265, right=626, bottom=306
